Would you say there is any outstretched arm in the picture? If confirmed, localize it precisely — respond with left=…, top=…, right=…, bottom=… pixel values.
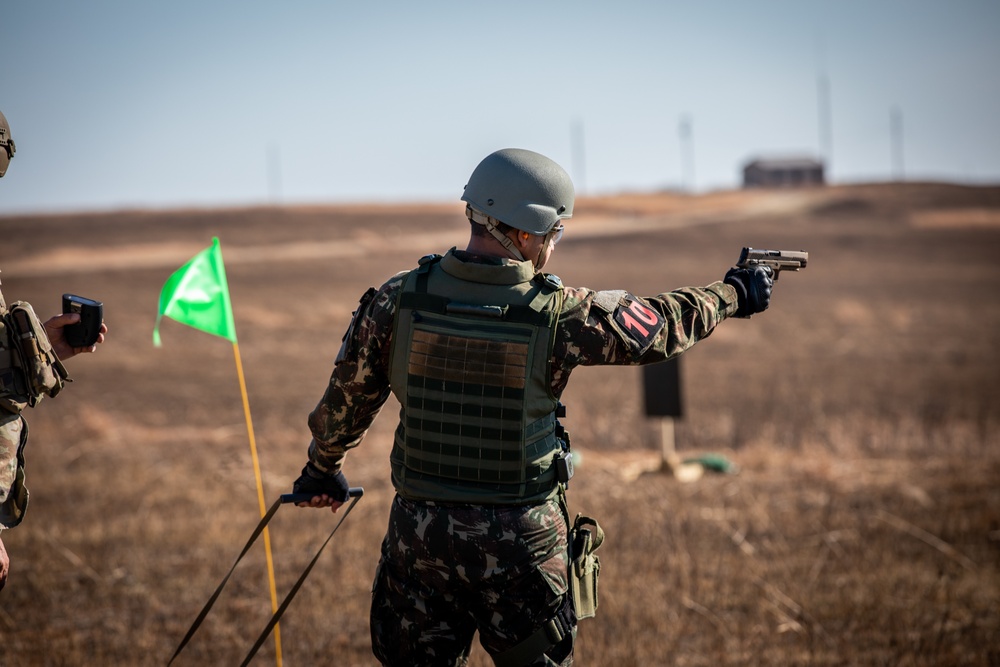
left=552, top=281, right=739, bottom=394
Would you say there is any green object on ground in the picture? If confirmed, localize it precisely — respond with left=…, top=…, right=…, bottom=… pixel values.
left=684, top=453, right=739, bottom=474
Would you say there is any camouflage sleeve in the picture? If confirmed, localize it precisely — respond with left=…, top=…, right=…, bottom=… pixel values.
left=551, top=281, right=738, bottom=395
left=306, top=273, right=406, bottom=475
left=0, top=414, right=21, bottom=506
left=0, top=412, right=27, bottom=528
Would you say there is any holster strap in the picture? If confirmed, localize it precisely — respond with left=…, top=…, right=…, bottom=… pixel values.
left=493, top=593, right=574, bottom=667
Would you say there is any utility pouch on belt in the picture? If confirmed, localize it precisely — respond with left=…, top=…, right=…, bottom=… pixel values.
left=1, top=301, right=70, bottom=409
left=569, top=513, right=604, bottom=619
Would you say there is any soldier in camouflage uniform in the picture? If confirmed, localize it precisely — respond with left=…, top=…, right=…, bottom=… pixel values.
left=0, top=109, right=108, bottom=591
left=292, top=148, right=775, bottom=666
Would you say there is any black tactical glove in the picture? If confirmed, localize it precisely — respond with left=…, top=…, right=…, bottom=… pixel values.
left=292, top=463, right=350, bottom=503
left=724, top=265, right=773, bottom=318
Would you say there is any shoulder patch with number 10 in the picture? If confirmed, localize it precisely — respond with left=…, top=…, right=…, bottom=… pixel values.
left=613, top=296, right=664, bottom=351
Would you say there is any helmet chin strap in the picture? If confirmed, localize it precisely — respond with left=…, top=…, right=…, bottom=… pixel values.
left=467, top=206, right=526, bottom=262
left=534, top=232, right=555, bottom=270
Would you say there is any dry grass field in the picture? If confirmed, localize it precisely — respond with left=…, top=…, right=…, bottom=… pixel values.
left=1, top=182, right=998, bottom=666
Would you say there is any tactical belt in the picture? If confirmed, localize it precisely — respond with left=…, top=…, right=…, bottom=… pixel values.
left=168, top=488, right=364, bottom=666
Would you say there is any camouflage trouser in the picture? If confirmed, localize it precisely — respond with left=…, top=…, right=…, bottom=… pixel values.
left=370, top=494, right=574, bottom=667
left=0, top=411, right=28, bottom=529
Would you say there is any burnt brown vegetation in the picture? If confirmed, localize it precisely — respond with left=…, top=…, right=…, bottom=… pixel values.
left=1, top=182, right=998, bottom=665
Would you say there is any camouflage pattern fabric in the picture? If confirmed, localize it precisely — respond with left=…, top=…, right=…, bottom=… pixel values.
left=304, top=248, right=739, bottom=664
left=306, top=248, right=738, bottom=475
left=370, top=495, right=573, bottom=667
left=0, top=284, right=63, bottom=529
left=0, top=411, right=27, bottom=529
left=0, top=286, right=29, bottom=529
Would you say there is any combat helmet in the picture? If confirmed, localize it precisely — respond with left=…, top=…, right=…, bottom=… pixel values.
left=0, top=110, right=14, bottom=178
left=462, top=148, right=574, bottom=236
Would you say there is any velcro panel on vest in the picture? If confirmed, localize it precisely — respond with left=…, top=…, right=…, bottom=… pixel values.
left=389, top=260, right=564, bottom=504
left=401, top=315, right=556, bottom=486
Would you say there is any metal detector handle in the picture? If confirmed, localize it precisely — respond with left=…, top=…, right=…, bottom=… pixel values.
left=280, top=487, right=364, bottom=504
left=240, top=487, right=366, bottom=667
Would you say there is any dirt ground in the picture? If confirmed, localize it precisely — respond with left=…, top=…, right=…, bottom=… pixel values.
left=1, top=182, right=998, bottom=666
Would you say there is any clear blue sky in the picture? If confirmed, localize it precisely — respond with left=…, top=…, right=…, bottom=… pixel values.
left=2, top=0, right=998, bottom=214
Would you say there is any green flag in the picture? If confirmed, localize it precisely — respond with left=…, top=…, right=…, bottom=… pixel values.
left=154, top=237, right=237, bottom=346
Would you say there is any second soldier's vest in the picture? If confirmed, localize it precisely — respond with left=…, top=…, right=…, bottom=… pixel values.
left=0, top=286, right=68, bottom=528
left=388, top=252, right=565, bottom=505
left=0, top=290, right=67, bottom=414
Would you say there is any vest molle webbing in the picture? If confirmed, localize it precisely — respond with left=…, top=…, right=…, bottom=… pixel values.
left=389, top=254, right=564, bottom=505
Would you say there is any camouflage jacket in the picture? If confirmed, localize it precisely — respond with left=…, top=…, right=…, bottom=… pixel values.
left=0, top=283, right=65, bottom=528
left=0, top=286, right=26, bottom=527
left=306, top=248, right=739, bottom=475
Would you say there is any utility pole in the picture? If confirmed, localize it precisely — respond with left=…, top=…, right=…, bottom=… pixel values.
left=816, top=32, right=833, bottom=178
left=679, top=115, right=694, bottom=193
left=267, top=144, right=283, bottom=204
left=817, top=73, right=832, bottom=170
left=571, top=118, right=587, bottom=195
left=890, top=105, right=904, bottom=181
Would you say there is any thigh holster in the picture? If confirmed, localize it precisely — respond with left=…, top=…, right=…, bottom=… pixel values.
left=569, top=513, right=603, bottom=620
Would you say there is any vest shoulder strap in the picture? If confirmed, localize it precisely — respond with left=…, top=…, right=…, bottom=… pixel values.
left=398, top=258, right=564, bottom=325
left=414, top=254, right=442, bottom=293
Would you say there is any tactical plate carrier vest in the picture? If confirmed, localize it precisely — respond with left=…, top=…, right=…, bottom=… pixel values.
left=0, top=287, right=69, bottom=528
left=389, top=252, right=565, bottom=505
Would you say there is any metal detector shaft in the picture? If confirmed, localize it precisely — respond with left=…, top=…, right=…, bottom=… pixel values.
left=240, top=487, right=365, bottom=667
left=167, top=488, right=364, bottom=665
left=168, top=495, right=284, bottom=665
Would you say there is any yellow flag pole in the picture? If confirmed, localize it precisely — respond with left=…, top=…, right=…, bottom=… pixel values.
left=233, top=342, right=283, bottom=667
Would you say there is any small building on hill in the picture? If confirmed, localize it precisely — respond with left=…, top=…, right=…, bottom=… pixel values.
left=742, top=156, right=826, bottom=188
